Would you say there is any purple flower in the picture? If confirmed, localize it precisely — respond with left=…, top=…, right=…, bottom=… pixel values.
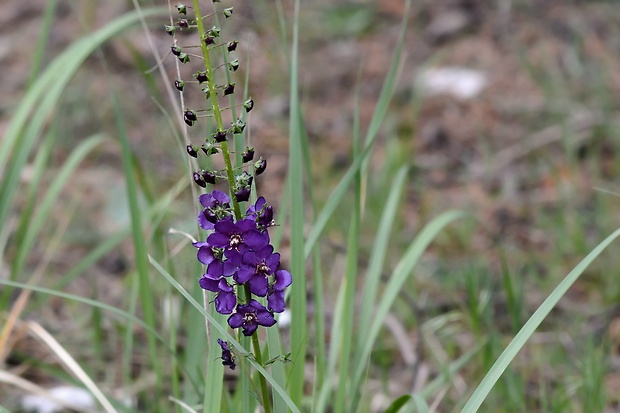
left=217, top=338, right=235, bottom=370
left=228, top=299, right=276, bottom=336
left=238, top=245, right=280, bottom=294
left=246, top=197, right=274, bottom=230
left=199, top=274, right=236, bottom=314
left=193, top=241, right=216, bottom=266
left=207, top=219, right=269, bottom=265
left=198, top=190, right=231, bottom=230
left=267, top=269, right=292, bottom=313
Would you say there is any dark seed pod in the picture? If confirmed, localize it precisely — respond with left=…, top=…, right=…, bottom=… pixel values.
left=171, top=45, right=182, bottom=56
left=242, top=147, right=255, bottom=163
left=227, top=40, right=238, bottom=52
left=202, top=169, right=217, bottom=184
left=204, top=35, right=215, bottom=46
left=178, top=19, right=189, bottom=28
left=202, top=146, right=219, bottom=156
left=255, top=158, right=267, bottom=175
left=174, top=79, right=185, bottom=91
left=184, top=110, right=197, bottom=126
left=223, top=83, right=235, bottom=96
left=165, top=25, right=175, bottom=36
left=243, top=98, right=254, bottom=113
left=193, top=171, right=206, bottom=188
left=194, top=70, right=208, bottom=83
left=213, top=130, right=227, bottom=142
left=186, top=144, right=198, bottom=158
left=178, top=53, right=190, bottom=64
left=228, top=60, right=239, bottom=72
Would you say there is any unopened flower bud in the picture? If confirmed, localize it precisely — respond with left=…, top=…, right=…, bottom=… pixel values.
left=255, top=158, right=267, bottom=175
left=178, top=53, right=190, bottom=64
left=176, top=4, right=187, bottom=14
left=201, top=85, right=213, bottom=98
left=224, top=82, right=235, bottom=96
left=223, top=7, right=233, bottom=18
left=184, top=110, right=197, bottom=126
left=228, top=59, right=239, bottom=72
left=186, top=144, right=198, bottom=158
left=208, top=27, right=221, bottom=38
left=174, top=79, right=185, bottom=91
left=165, top=25, right=175, bottom=36
left=243, top=98, right=254, bottom=113
left=242, top=147, right=255, bottom=163
left=202, top=146, right=219, bottom=156
left=178, top=19, right=189, bottom=28
left=204, top=35, right=215, bottom=46
left=235, top=187, right=251, bottom=202
left=213, top=130, right=227, bottom=142
left=202, top=169, right=217, bottom=184
left=193, top=171, right=206, bottom=188
left=171, top=45, right=182, bottom=56
left=227, top=40, right=238, bottom=52
left=194, top=70, right=208, bottom=83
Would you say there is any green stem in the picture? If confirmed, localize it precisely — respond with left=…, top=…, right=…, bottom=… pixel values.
left=246, top=282, right=272, bottom=413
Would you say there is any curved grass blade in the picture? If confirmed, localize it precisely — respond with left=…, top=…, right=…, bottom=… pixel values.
left=462, top=226, right=620, bottom=413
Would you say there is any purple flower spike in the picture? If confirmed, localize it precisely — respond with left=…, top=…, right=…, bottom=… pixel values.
left=267, top=269, right=292, bottom=313
left=198, top=190, right=231, bottom=230
left=217, top=338, right=236, bottom=370
left=228, top=299, right=276, bottom=336
left=208, top=219, right=269, bottom=265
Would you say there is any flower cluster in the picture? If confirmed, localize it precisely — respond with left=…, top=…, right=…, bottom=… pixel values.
left=194, top=192, right=292, bottom=336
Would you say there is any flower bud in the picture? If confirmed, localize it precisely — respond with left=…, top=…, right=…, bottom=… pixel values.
left=202, top=146, right=219, bottom=156
left=208, top=27, right=221, bottom=38
left=204, top=35, right=215, bottom=46
left=223, top=7, right=233, bottom=18
left=243, top=98, right=254, bottom=113
left=234, top=187, right=251, bottom=202
left=213, top=130, right=227, bottom=142
left=174, top=79, right=185, bottom=91
left=178, top=53, right=190, bottom=64
left=202, top=169, right=217, bottom=184
left=194, top=70, right=208, bottom=83
left=184, top=110, right=197, bottom=126
left=165, top=25, right=175, bottom=36
left=171, top=45, right=182, bottom=56
left=255, top=158, right=267, bottom=175
left=227, top=40, right=238, bottom=52
left=178, top=19, right=189, bottom=28
left=176, top=4, right=187, bottom=14
left=242, top=147, right=255, bottom=163
left=223, top=82, right=235, bottom=96
left=193, top=171, right=206, bottom=188
left=201, top=85, right=213, bottom=99
left=228, top=59, right=239, bottom=72
left=186, top=144, right=198, bottom=158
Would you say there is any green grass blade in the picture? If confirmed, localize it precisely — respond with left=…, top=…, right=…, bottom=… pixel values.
left=351, top=210, right=467, bottom=397
left=287, top=0, right=307, bottom=405
left=27, top=0, right=58, bottom=87
left=461, top=226, right=620, bottom=413
left=148, top=255, right=301, bottom=413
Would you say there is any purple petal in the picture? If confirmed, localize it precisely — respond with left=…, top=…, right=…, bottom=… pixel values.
left=267, top=290, right=286, bottom=313
left=224, top=249, right=242, bottom=266
left=214, top=219, right=236, bottom=235
left=228, top=313, right=244, bottom=328
left=256, top=309, right=276, bottom=327
left=242, top=251, right=259, bottom=266
left=242, top=323, right=258, bottom=336
left=197, top=246, right=215, bottom=265
left=212, top=190, right=230, bottom=205
left=222, top=260, right=238, bottom=276
left=198, top=211, right=214, bottom=230
left=199, top=276, right=220, bottom=292
left=273, top=269, right=292, bottom=291
left=207, top=260, right=224, bottom=277
left=236, top=265, right=255, bottom=284
left=244, top=230, right=269, bottom=250
left=248, top=275, right=269, bottom=296
left=236, top=219, right=257, bottom=233
left=265, top=253, right=280, bottom=273
left=215, top=292, right=236, bottom=314
left=199, top=193, right=214, bottom=208
left=207, top=232, right=230, bottom=248
left=218, top=279, right=233, bottom=292
left=247, top=299, right=265, bottom=311
left=256, top=245, right=275, bottom=260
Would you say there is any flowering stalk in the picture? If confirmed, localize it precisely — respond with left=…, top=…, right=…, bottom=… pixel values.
left=166, top=2, right=291, bottom=411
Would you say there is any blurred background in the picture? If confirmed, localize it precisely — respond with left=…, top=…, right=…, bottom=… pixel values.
left=2, top=0, right=620, bottom=411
